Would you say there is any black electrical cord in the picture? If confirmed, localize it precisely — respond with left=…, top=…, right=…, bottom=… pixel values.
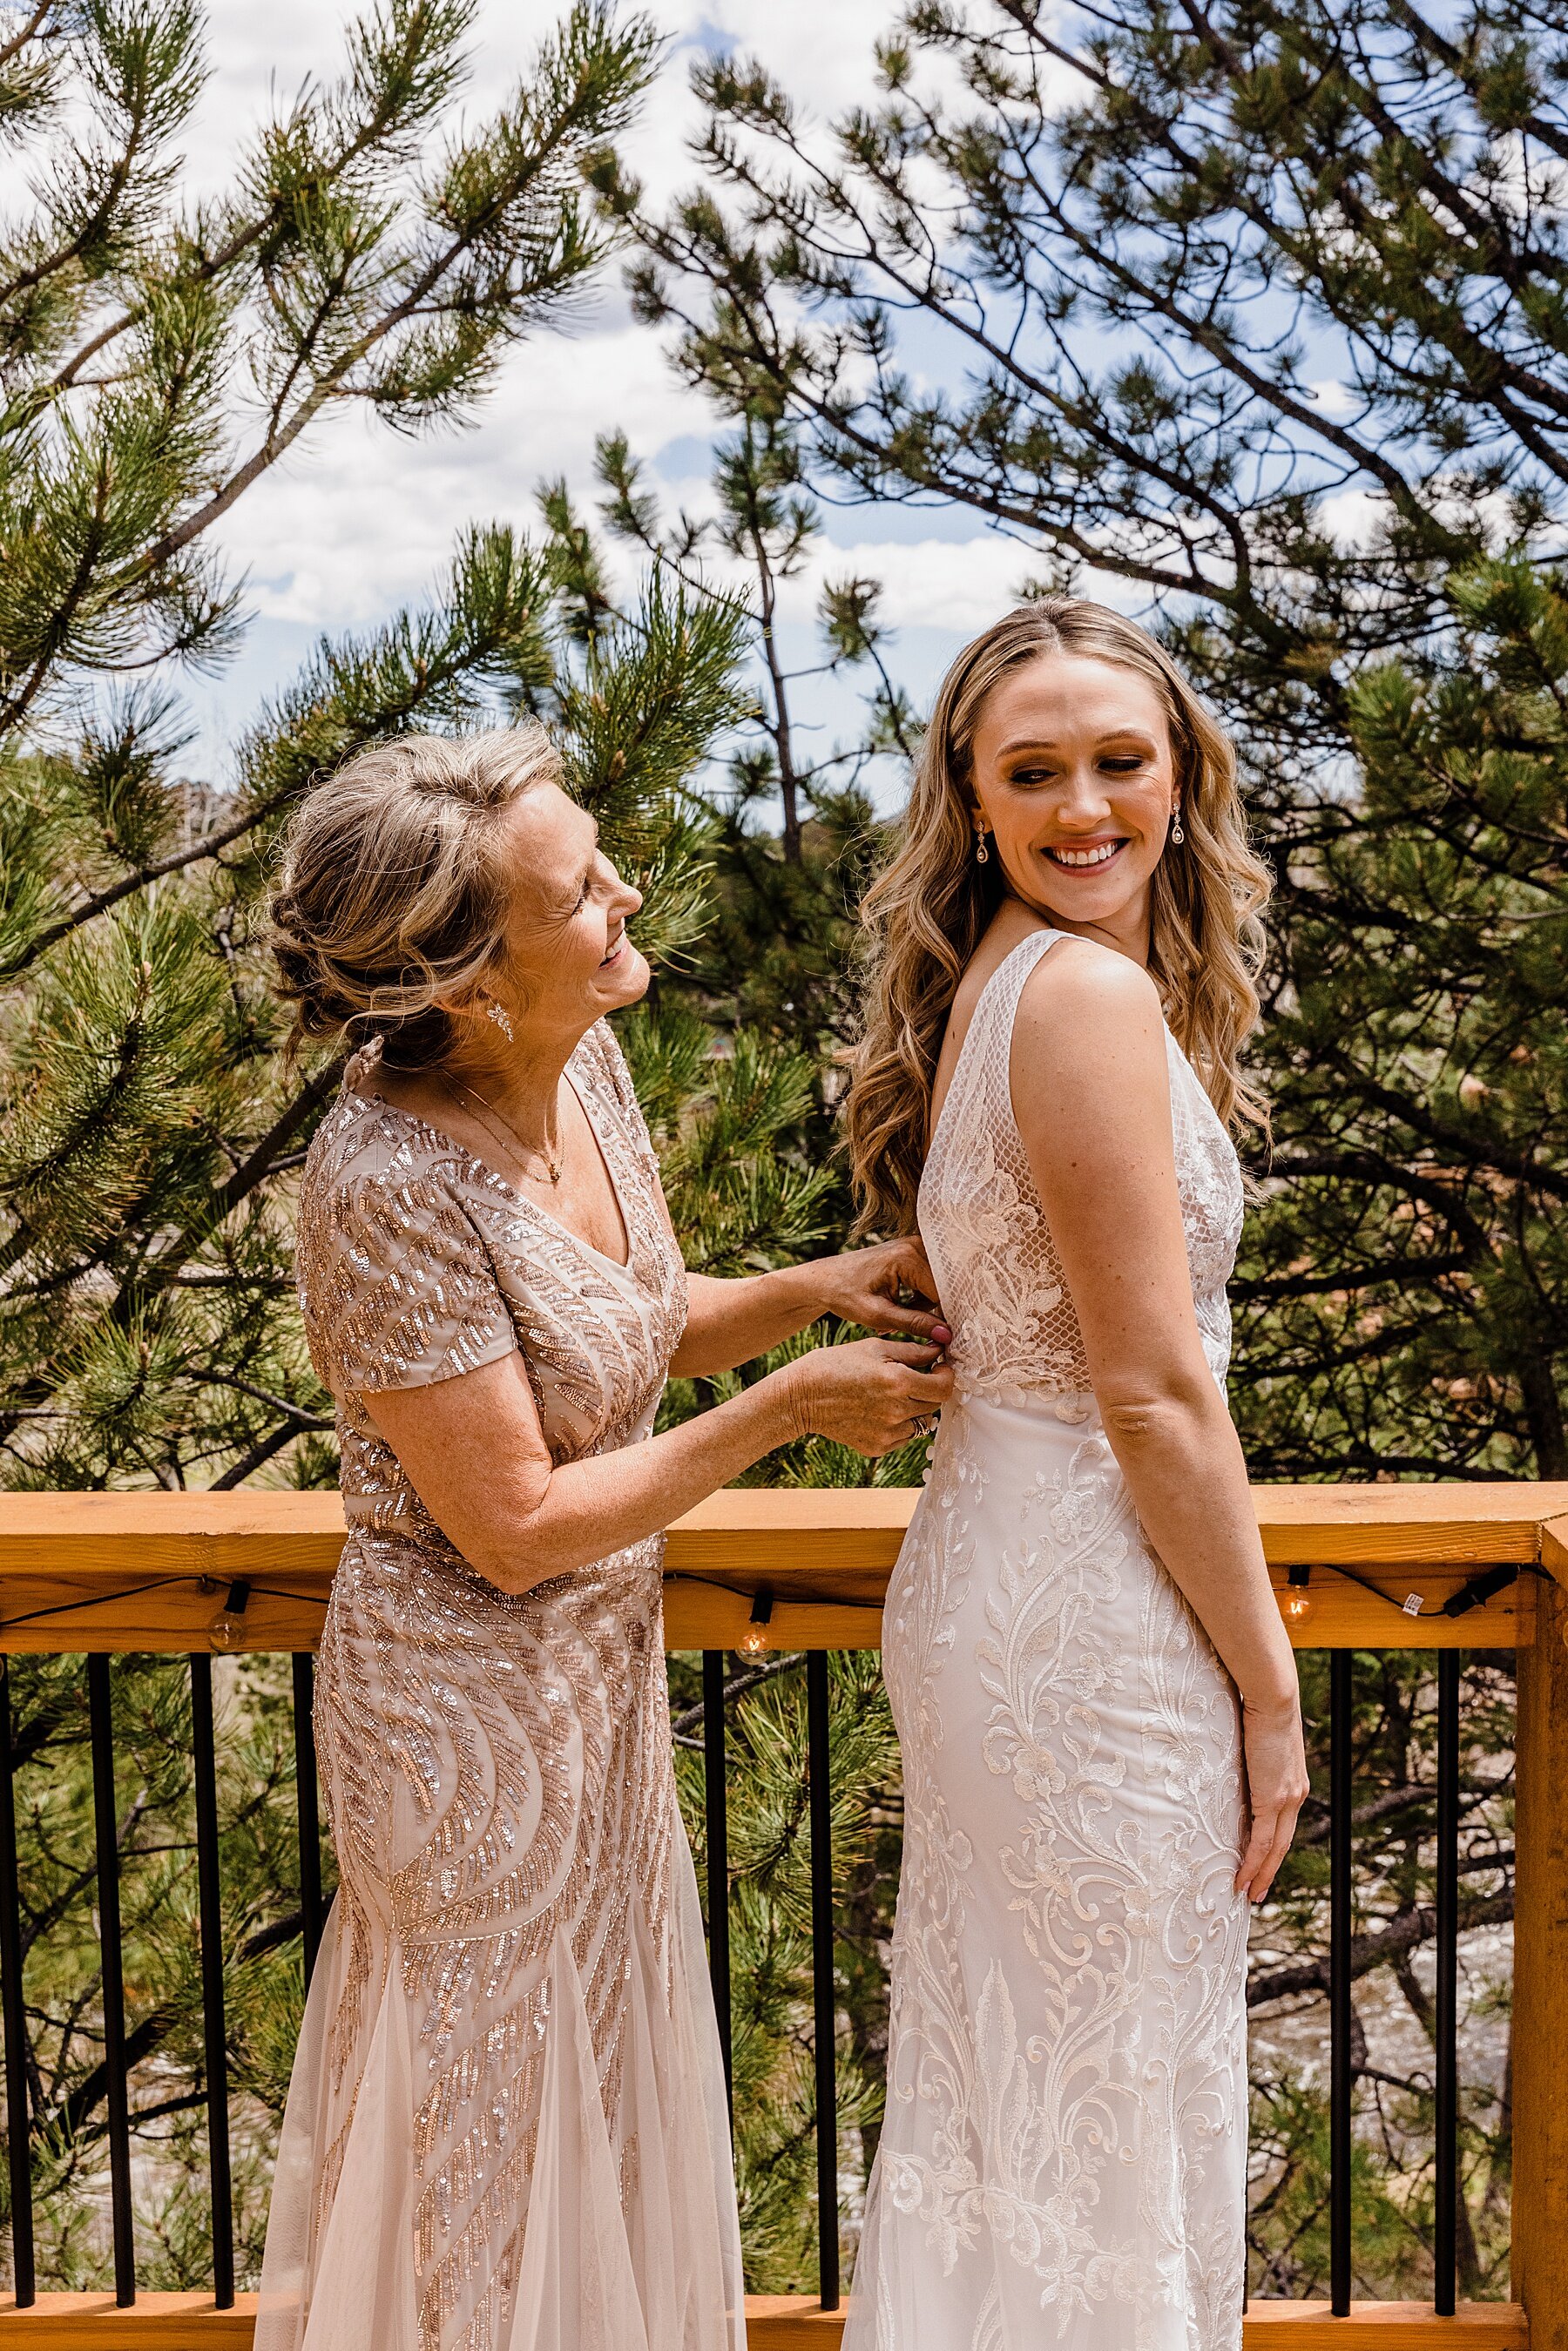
left=0, top=1576, right=208, bottom=1633
left=1288, top=1561, right=1434, bottom=1617
left=0, top=1574, right=328, bottom=1638
left=665, top=1572, right=882, bottom=1617
left=1281, top=1559, right=1538, bottom=1623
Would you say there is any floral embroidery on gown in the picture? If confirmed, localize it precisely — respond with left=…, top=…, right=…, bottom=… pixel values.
left=843, top=929, right=1249, bottom=2351
left=255, top=1019, right=746, bottom=2351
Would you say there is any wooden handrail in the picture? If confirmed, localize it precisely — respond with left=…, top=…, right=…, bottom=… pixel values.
left=0, top=1483, right=1564, bottom=1652
left=0, top=1485, right=1559, bottom=2341
left=0, top=2294, right=1532, bottom=2346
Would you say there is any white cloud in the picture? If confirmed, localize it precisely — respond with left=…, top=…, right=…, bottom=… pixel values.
left=1317, top=486, right=1385, bottom=548
left=776, top=534, right=1041, bottom=634
left=226, top=316, right=703, bottom=625
left=182, top=2, right=990, bottom=625
left=1306, top=378, right=1360, bottom=419
left=156, top=0, right=1032, bottom=763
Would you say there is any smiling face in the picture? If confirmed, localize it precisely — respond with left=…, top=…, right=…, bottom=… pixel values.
left=968, top=652, right=1181, bottom=958
left=483, top=781, right=648, bottom=1048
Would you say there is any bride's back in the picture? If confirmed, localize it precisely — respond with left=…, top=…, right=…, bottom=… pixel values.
left=919, top=926, right=1244, bottom=1414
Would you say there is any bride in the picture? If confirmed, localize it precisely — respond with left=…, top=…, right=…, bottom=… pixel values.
left=841, top=600, right=1309, bottom=2350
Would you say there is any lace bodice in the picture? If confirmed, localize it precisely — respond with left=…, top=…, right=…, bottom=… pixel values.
left=917, top=929, right=1244, bottom=1409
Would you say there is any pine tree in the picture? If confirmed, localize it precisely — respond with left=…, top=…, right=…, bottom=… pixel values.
left=0, top=0, right=681, bottom=1491
left=618, top=0, right=1568, bottom=1476
left=0, top=0, right=763, bottom=2294
left=614, top=5, right=1567, bottom=2278
left=625, top=0, right=1566, bottom=753
left=1234, top=557, right=1568, bottom=1479
left=544, top=411, right=919, bottom=1063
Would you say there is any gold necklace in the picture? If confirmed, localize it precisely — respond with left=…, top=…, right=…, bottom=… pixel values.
left=438, top=1071, right=564, bottom=1186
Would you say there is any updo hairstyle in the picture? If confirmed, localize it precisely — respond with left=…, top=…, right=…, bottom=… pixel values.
left=269, top=726, right=560, bottom=1069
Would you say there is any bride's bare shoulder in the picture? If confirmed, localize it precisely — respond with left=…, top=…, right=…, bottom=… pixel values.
left=1013, top=937, right=1168, bottom=1106
left=1018, top=934, right=1162, bottom=1028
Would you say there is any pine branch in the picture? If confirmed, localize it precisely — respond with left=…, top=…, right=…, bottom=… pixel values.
left=1247, top=1891, right=1516, bottom=2009
left=0, top=789, right=290, bottom=981
left=208, top=1423, right=302, bottom=1489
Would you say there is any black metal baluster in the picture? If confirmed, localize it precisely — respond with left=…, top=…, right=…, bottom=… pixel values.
left=702, top=1652, right=733, bottom=2120
left=292, top=1655, right=323, bottom=1986
left=190, top=1659, right=233, bottom=2308
left=1434, top=1648, right=1460, bottom=2318
left=807, top=1652, right=840, bottom=2313
left=87, top=1654, right=135, bottom=2306
left=0, top=1662, right=33, bottom=2307
left=1330, top=1648, right=1353, bottom=2318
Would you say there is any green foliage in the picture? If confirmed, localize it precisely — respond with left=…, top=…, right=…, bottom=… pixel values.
left=1235, top=559, right=1568, bottom=1477
left=629, top=0, right=1567, bottom=753
left=621, top=1003, right=837, bottom=1274
left=573, top=413, right=916, bottom=1055
left=671, top=1650, right=902, bottom=2292
left=3, top=1650, right=321, bottom=2289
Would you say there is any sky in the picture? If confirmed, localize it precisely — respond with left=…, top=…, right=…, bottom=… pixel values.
left=168, top=0, right=1051, bottom=794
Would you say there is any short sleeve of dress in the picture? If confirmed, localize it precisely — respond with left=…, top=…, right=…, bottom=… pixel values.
left=299, top=1152, right=517, bottom=1400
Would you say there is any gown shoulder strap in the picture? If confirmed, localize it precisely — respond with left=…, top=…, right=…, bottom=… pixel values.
left=976, top=925, right=1064, bottom=1056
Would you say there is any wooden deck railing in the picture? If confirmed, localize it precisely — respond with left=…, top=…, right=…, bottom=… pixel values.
left=1, top=1483, right=1566, bottom=2349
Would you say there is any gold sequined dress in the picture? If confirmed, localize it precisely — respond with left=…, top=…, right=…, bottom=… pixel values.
left=255, top=1020, right=746, bottom=2351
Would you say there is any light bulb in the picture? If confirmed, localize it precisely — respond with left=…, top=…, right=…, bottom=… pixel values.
left=1281, top=1567, right=1314, bottom=1627
left=739, top=1587, right=774, bottom=1659
left=210, top=1577, right=252, bottom=1652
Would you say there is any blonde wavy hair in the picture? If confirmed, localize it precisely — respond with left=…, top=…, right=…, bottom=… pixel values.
left=845, top=600, right=1272, bottom=1236
left=269, top=726, right=561, bottom=1069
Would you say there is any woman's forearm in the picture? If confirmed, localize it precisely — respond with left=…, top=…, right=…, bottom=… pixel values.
left=368, top=1320, right=950, bottom=1599
left=1099, top=1387, right=1297, bottom=1712
left=671, top=1265, right=828, bottom=1379
left=470, top=1372, right=804, bottom=1592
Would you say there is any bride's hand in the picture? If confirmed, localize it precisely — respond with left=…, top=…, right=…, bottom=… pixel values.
left=1235, top=1693, right=1310, bottom=1903
left=814, top=1238, right=950, bottom=1348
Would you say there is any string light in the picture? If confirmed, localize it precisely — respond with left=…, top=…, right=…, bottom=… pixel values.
left=1281, top=1565, right=1314, bottom=1627
left=738, top=1588, right=774, bottom=1659
left=209, top=1578, right=253, bottom=1653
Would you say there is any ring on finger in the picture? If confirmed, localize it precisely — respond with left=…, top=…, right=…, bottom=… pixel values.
left=909, top=1412, right=939, bottom=1438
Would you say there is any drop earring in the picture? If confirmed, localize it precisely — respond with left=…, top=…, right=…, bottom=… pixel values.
left=974, top=828, right=990, bottom=865
left=484, top=1000, right=514, bottom=1043
left=1170, top=808, right=1185, bottom=846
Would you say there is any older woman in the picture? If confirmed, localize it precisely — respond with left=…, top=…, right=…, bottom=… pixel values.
left=256, top=726, right=951, bottom=2351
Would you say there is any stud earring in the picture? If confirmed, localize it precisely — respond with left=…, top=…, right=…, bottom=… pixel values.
left=974, top=828, right=990, bottom=865
left=484, top=1000, right=514, bottom=1042
left=1170, top=809, right=1185, bottom=846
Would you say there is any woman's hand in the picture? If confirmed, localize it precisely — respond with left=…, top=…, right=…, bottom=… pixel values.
left=673, top=1237, right=949, bottom=1382
left=814, top=1238, right=950, bottom=1347
left=1234, top=1692, right=1310, bottom=1904
left=780, top=1337, right=955, bottom=1457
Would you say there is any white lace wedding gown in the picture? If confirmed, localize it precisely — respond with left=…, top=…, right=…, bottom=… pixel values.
left=845, top=929, right=1250, bottom=2351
